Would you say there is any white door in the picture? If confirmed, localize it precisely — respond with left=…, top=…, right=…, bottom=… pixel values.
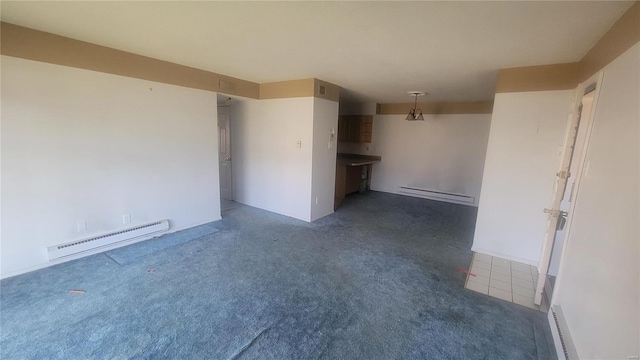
left=218, top=107, right=233, bottom=200
left=534, top=75, right=602, bottom=305
left=547, top=91, right=595, bottom=277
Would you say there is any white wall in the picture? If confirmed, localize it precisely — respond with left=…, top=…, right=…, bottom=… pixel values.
left=553, top=43, right=639, bottom=359
left=310, top=98, right=339, bottom=221
left=338, top=114, right=491, bottom=205
left=472, top=90, right=574, bottom=265
left=1, top=56, right=221, bottom=277
left=231, top=98, right=314, bottom=221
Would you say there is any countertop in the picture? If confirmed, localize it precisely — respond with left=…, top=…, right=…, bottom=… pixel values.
left=337, top=153, right=382, bottom=166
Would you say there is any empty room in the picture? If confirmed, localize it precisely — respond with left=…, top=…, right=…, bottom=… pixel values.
left=1, top=1, right=638, bottom=359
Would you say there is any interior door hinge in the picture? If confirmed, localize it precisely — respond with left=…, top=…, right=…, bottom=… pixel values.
left=556, top=170, right=571, bottom=179
left=543, top=208, right=561, bottom=217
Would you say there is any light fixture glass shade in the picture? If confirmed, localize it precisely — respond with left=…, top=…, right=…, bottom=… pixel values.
left=405, top=109, right=416, bottom=120
left=405, top=91, right=427, bottom=121
left=406, top=109, right=425, bottom=121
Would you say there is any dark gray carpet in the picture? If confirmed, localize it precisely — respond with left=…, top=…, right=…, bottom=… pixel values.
left=105, top=222, right=221, bottom=265
left=0, top=192, right=556, bottom=359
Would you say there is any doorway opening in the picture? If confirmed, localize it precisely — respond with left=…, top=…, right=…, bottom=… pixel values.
left=217, top=95, right=235, bottom=214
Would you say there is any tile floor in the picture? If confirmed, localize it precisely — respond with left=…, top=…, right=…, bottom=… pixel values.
left=465, top=252, right=548, bottom=312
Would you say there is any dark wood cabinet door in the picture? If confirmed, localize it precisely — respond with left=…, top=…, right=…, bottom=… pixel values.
left=360, top=116, right=373, bottom=143
left=337, top=115, right=373, bottom=143
left=337, top=116, right=349, bottom=142
left=347, top=116, right=361, bottom=142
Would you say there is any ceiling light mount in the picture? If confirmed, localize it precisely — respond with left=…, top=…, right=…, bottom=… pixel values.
left=406, top=91, right=428, bottom=121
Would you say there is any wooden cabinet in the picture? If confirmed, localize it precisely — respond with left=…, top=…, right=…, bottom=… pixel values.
left=337, top=115, right=373, bottom=143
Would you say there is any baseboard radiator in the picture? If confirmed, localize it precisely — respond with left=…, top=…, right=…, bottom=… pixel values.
left=551, top=306, right=578, bottom=360
left=398, top=186, right=475, bottom=205
left=48, top=220, right=169, bottom=260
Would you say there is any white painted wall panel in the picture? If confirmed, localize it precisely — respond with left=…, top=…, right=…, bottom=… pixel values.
left=472, top=90, right=574, bottom=265
left=338, top=114, right=491, bottom=205
left=554, top=43, right=639, bottom=359
left=231, top=98, right=314, bottom=221
left=310, top=98, right=339, bottom=221
left=1, top=56, right=221, bottom=276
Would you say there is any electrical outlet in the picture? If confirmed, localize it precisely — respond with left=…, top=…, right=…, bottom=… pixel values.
left=123, top=214, right=131, bottom=224
left=315, top=196, right=319, bottom=205
left=328, top=141, right=333, bottom=149
left=77, top=221, right=86, bottom=233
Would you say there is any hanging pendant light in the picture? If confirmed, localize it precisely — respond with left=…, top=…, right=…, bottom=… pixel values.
left=406, top=91, right=427, bottom=121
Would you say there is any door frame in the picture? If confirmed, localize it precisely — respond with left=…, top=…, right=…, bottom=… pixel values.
left=534, top=71, right=604, bottom=305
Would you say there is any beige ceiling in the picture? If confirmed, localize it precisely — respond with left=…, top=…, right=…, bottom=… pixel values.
left=1, top=1, right=633, bottom=103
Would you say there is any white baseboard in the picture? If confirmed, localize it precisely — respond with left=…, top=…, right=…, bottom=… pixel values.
left=548, top=309, right=567, bottom=360
left=371, top=187, right=479, bottom=207
left=548, top=305, right=578, bottom=360
left=0, top=232, right=164, bottom=279
left=0, top=217, right=221, bottom=280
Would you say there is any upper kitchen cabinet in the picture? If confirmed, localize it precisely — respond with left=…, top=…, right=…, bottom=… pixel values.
left=338, top=115, right=373, bottom=143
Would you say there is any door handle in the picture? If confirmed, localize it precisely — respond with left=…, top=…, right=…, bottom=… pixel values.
left=543, top=208, right=560, bottom=217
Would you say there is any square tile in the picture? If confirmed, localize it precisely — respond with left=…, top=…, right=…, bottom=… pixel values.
left=490, top=272, right=511, bottom=284
left=511, top=262, right=531, bottom=273
left=512, top=277, right=534, bottom=290
left=466, top=280, right=489, bottom=295
left=512, top=284, right=535, bottom=298
left=512, top=270, right=532, bottom=281
left=471, top=260, right=491, bottom=271
left=469, top=267, right=490, bottom=278
left=469, top=275, right=489, bottom=286
left=490, top=278, right=511, bottom=292
left=491, top=264, right=511, bottom=275
left=489, top=287, right=512, bottom=302
left=474, top=253, right=492, bottom=264
left=492, top=258, right=511, bottom=269
left=513, top=294, right=538, bottom=310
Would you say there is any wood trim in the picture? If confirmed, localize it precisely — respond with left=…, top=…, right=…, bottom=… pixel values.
left=0, top=22, right=261, bottom=98
left=495, top=63, right=580, bottom=93
left=578, top=1, right=640, bottom=81
left=314, top=79, right=340, bottom=102
left=378, top=101, right=493, bottom=115
left=496, top=2, right=639, bottom=93
left=1, top=22, right=341, bottom=101
left=258, top=78, right=339, bottom=101
left=259, top=78, right=315, bottom=99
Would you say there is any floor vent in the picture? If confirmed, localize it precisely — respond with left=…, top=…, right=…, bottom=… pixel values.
left=398, top=186, right=475, bottom=205
left=48, top=220, right=169, bottom=260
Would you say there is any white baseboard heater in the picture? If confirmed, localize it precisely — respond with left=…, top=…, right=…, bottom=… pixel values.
left=398, top=186, right=475, bottom=205
left=550, top=306, right=578, bottom=360
left=47, top=220, right=169, bottom=260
